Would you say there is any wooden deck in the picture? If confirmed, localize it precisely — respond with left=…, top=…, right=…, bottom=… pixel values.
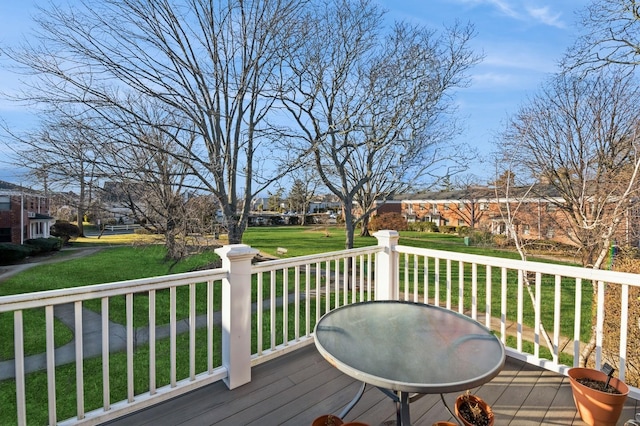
left=105, top=344, right=639, bottom=426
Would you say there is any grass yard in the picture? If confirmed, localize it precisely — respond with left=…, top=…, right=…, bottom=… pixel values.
left=0, top=245, right=219, bottom=360
left=0, top=227, right=587, bottom=347
left=243, top=225, right=378, bottom=255
left=0, top=225, right=591, bottom=424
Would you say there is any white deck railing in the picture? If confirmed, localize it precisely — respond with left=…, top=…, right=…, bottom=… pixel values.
left=0, top=230, right=638, bottom=425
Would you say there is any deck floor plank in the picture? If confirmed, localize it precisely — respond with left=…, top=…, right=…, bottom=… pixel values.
left=104, top=345, right=639, bottom=426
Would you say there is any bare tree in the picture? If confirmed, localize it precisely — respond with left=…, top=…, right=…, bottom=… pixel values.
left=445, top=174, right=491, bottom=230
left=564, top=0, right=640, bottom=71
left=266, top=187, right=284, bottom=212
left=4, top=115, right=107, bottom=238
left=501, top=68, right=640, bottom=366
left=277, top=0, right=480, bottom=248
left=2, top=0, right=307, bottom=244
left=287, top=166, right=321, bottom=224
left=102, top=114, right=199, bottom=262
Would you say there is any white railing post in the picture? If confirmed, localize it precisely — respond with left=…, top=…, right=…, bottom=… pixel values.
left=215, top=244, right=259, bottom=389
left=373, top=230, right=399, bottom=300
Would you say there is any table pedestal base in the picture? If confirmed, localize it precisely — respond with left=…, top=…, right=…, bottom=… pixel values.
left=339, top=382, right=367, bottom=419
left=377, top=388, right=427, bottom=425
left=342, top=385, right=461, bottom=426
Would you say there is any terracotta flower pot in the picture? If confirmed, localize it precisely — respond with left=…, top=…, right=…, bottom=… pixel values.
left=455, top=393, right=494, bottom=426
left=432, top=422, right=457, bottom=426
left=312, top=414, right=344, bottom=426
left=567, top=367, right=629, bottom=426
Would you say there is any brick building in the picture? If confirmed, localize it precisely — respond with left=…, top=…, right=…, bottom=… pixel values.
left=374, top=185, right=640, bottom=248
left=0, top=181, right=54, bottom=244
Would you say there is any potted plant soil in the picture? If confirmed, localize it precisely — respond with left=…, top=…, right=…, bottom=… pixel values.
left=567, top=364, right=629, bottom=426
left=455, top=391, right=494, bottom=426
left=312, top=414, right=344, bottom=426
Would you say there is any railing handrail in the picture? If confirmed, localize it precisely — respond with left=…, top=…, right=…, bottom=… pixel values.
left=6, top=243, right=636, bottom=313
left=396, top=244, right=640, bottom=287
left=251, top=245, right=382, bottom=273
left=102, top=224, right=141, bottom=230
left=1, top=233, right=638, bottom=425
left=0, top=268, right=228, bottom=312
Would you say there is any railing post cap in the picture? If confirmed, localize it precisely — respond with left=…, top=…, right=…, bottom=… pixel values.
left=373, top=230, right=399, bottom=238
left=373, top=230, right=400, bottom=246
left=214, top=244, right=259, bottom=260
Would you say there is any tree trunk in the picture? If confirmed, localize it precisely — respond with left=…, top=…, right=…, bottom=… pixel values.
left=360, top=215, right=370, bottom=237
left=164, top=216, right=180, bottom=261
left=227, top=220, right=244, bottom=245
left=76, top=175, right=86, bottom=237
left=344, top=210, right=355, bottom=249
left=76, top=208, right=85, bottom=238
left=579, top=244, right=608, bottom=367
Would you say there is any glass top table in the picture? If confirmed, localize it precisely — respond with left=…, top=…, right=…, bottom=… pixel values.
left=313, top=300, right=505, bottom=424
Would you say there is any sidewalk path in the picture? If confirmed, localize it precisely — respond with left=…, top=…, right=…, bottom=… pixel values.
left=0, top=293, right=298, bottom=380
left=0, top=247, right=103, bottom=283
left=0, top=248, right=574, bottom=380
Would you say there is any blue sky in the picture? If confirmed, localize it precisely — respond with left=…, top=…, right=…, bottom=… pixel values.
left=0, top=0, right=589, bottom=185
left=379, top=0, right=589, bottom=182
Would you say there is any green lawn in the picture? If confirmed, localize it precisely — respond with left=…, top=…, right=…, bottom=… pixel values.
left=243, top=225, right=378, bottom=255
left=0, top=226, right=590, bottom=424
left=0, top=227, right=587, bottom=352
left=0, top=245, right=219, bottom=360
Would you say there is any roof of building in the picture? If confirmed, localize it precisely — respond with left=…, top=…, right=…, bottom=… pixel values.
left=34, top=213, right=55, bottom=220
left=0, top=180, right=45, bottom=197
left=399, top=183, right=565, bottom=202
left=0, top=180, right=26, bottom=191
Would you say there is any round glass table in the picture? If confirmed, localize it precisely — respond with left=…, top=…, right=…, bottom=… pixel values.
left=313, top=300, right=505, bottom=425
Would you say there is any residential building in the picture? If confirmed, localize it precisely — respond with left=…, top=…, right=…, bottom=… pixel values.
left=0, top=181, right=54, bottom=244
left=309, top=194, right=342, bottom=214
left=385, top=184, right=639, bottom=247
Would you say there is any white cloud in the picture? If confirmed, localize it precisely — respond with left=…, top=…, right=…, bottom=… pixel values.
left=471, top=71, right=517, bottom=88
left=486, top=0, right=520, bottom=18
left=526, top=5, right=565, bottom=28
left=453, top=0, right=567, bottom=28
left=483, top=50, right=556, bottom=73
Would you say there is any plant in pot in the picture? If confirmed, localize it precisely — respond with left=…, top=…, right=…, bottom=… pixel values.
left=311, top=414, right=344, bottom=426
left=567, top=363, right=629, bottom=426
left=455, top=390, right=494, bottom=426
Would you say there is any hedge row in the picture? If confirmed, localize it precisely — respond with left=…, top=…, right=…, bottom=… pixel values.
left=0, top=237, right=63, bottom=265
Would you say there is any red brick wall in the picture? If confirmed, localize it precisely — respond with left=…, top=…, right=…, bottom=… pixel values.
left=0, top=194, right=47, bottom=244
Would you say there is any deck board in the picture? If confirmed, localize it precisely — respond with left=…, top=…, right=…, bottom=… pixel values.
left=104, top=344, right=639, bottom=426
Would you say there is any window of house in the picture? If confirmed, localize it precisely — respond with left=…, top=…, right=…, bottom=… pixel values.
left=458, top=203, right=465, bottom=210
left=523, top=224, right=530, bottom=235
left=458, top=219, right=465, bottom=226
left=0, top=228, right=10, bottom=242
left=546, top=203, right=557, bottom=212
left=0, top=196, right=9, bottom=211
left=546, top=228, right=555, bottom=238
left=444, top=204, right=449, bottom=211
left=479, top=203, right=488, bottom=211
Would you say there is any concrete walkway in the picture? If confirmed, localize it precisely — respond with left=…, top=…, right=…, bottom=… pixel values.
left=0, top=301, right=226, bottom=380
left=0, top=292, right=301, bottom=380
left=0, top=248, right=574, bottom=381
left=0, top=295, right=572, bottom=381
left=0, top=247, right=127, bottom=380
left=0, top=247, right=103, bottom=282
